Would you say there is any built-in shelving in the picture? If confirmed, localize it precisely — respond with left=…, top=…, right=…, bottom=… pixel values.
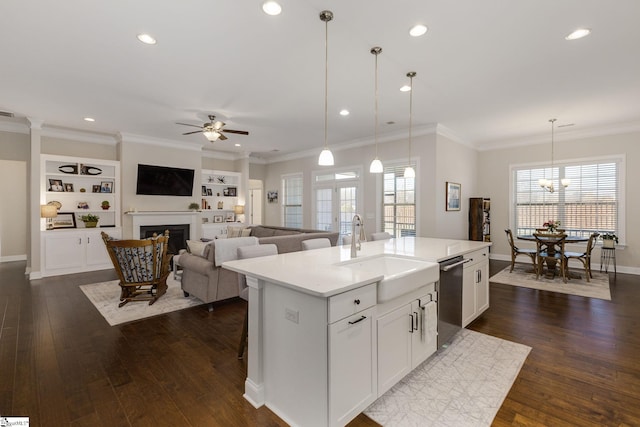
left=200, top=169, right=241, bottom=224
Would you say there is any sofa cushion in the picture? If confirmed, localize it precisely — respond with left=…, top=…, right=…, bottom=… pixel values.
left=273, top=229, right=299, bottom=236
left=250, top=226, right=277, bottom=238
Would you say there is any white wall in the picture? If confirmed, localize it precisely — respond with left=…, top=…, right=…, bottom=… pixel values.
left=478, top=130, right=640, bottom=272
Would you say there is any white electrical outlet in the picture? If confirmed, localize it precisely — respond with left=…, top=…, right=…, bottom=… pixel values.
left=285, top=307, right=299, bottom=324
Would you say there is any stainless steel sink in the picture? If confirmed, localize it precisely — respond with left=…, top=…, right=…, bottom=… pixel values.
left=337, top=254, right=439, bottom=303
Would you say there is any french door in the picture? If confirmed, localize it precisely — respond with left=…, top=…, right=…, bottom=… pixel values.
left=314, top=183, right=358, bottom=235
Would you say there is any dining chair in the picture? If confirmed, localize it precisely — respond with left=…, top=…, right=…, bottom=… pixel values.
left=504, top=229, right=538, bottom=273
left=370, top=232, right=392, bottom=241
left=301, top=238, right=332, bottom=251
left=563, top=232, right=600, bottom=282
left=236, top=243, right=278, bottom=359
left=534, top=233, right=567, bottom=282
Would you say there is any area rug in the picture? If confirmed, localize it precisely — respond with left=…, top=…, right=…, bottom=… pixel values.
left=490, top=263, right=611, bottom=300
left=80, top=276, right=203, bottom=326
left=364, top=329, right=531, bottom=426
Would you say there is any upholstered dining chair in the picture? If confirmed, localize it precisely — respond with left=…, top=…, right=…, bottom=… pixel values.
left=236, top=243, right=278, bottom=359
left=370, top=232, right=392, bottom=241
left=563, top=232, right=600, bottom=282
left=534, top=233, right=567, bottom=282
left=101, top=230, right=171, bottom=307
left=301, top=238, right=331, bottom=251
left=504, top=229, right=538, bottom=273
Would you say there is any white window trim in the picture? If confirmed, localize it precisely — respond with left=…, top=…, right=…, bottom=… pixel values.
left=508, top=153, right=626, bottom=245
left=281, top=172, right=303, bottom=228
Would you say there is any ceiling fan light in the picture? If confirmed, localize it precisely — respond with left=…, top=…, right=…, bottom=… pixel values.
left=404, top=166, right=415, bottom=178
left=318, top=148, right=334, bottom=166
left=370, top=157, right=383, bottom=173
left=203, top=130, right=220, bottom=141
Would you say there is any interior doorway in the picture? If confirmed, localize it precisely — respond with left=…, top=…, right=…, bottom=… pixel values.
left=248, top=179, right=263, bottom=225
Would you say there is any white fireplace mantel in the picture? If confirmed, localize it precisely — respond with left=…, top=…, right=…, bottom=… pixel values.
left=128, top=211, right=199, bottom=240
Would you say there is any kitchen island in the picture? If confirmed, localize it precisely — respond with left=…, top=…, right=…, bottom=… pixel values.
left=223, top=236, right=491, bottom=427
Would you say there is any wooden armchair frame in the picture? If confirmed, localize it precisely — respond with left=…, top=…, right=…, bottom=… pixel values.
left=101, top=230, right=171, bottom=307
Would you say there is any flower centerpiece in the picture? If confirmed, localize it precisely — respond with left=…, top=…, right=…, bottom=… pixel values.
left=600, top=232, right=618, bottom=248
left=543, top=219, right=561, bottom=233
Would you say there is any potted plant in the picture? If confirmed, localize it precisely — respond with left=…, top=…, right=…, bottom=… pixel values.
left=542, top=219, right=561, bottom=233
left=80, top=213, right=99, bottom=228
left=101, top=200, right=110, bottom=210
left=601, top=232, right=618, bottom=248
left=188, top=202, right=200, bottom=211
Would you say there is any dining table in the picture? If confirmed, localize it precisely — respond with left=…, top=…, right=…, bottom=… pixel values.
left=518, top=234, right=589, bottom=278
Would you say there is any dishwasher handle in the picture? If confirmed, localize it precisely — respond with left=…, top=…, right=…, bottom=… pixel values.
left=440, top=258, right=471, bottom=271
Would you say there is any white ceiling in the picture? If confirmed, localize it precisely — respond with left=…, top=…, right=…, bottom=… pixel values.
left=1, top=0, right=639, bottom=160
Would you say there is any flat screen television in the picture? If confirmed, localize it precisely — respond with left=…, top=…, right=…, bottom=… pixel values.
left=135, top=164, right=194, bottom=196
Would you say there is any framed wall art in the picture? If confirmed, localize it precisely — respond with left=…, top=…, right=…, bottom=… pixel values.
left=446, top=182, right=461, bottom=211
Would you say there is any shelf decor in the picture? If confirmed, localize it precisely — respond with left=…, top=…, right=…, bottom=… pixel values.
left=52, top=212, right=76, bottom=229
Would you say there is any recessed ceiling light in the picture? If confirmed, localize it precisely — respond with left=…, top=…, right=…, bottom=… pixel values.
left=235, top=143, right=241, bottom=147
left=565, top=28, right=591, bottom=40
left=339, top=109, right=350, bottom=116
left=137, top=33, right=157, bottom=45
left=409, top=24, right=428, bottom=37
left=400, top=85, right=411, bottom=92
left=262, top=1, right=282, bottom=16
left=83, top=117, right=95, bottom=122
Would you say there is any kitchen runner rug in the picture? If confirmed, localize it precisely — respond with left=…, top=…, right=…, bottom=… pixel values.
left=490, top=263, right=611, bottom=301
left=364, top=329, right=531, bottom=426
left=80, top=276, right=203, bottom=326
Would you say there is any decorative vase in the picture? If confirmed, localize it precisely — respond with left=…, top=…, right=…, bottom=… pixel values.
left=84, top=221, right=98, bottom=228
left=101, top=206, right=110, bottom=210
left=603, top=239, right=615, bottom=248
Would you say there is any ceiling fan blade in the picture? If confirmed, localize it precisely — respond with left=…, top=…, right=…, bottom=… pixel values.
left=222, top=129, right=249, bottom=135
left=182, top=130, right=203, bottom=135
left=219, top=133, right=228, bottom=141
left=176, top=122, right=203, bottom=129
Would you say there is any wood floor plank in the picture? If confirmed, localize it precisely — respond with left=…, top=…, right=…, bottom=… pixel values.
left=2, top=259, right=639, bottom=426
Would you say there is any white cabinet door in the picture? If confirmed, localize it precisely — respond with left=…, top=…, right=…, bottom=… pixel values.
left=410, top=297, right=438, bottom=369
left=377, top=303, right=412, bottom=396
left=462, top=248, right=490, bottom=327
left=44, top=232, right=84, bottom=270
left=329, top=306, right=376, bottom=427
left=462, top=265, right=477, bottom=327
left=476, top=260, right=490, bottom=315
left=85, top=229, right=119, bottom=267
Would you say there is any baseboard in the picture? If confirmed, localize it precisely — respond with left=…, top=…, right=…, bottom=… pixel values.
left=0, top=254, right=27, bottom=263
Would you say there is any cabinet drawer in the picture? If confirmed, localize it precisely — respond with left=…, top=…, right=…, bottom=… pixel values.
left=329, top=283, right=376, bottom=324
left=463, top=247, right=489, bottom=269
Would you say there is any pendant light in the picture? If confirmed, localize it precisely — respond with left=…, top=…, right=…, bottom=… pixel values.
left=404, top=71, right=416, bottom=178
left=369, top=47, right=383, bottom=173
left=317, top=10, right=335, bottom=166
left=539, top=118, right=569, bottom=193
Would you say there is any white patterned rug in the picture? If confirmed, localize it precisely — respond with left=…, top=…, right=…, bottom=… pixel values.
left=364, top=329, right=531, bottom=426
left=80, top=276, right=203, bottom=326
left=490, top=263, right=611, bottom=300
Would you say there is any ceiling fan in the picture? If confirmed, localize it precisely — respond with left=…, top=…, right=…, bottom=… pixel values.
left=177, top=115, right=249, bottom=142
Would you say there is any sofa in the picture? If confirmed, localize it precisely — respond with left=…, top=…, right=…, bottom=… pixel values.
left=179, top=225, right=339, bottom=309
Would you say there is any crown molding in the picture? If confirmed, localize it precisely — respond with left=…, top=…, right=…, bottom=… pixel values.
left=117, top=132, right=202, bottom=152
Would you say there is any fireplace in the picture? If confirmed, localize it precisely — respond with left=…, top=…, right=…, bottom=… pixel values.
left=140, top=224, right=189, bottom=255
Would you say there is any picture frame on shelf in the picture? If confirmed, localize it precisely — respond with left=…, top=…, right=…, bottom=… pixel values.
left=51, top=212, right=76, bottom=229
left=92, top=185, right=101, bottom=193
left=49, top=179, right=64, bottom=192
left=207, top=188, right=213, bottom=196
left=446, top=182, right=461, bottom=211
left=100, top=181, right=112, bottom=193
left=64, top=183, right=74, bottom=192
left=226, top=212, right=235, bottom=222
left=213, top=215, right=224, bottom=223
left=227, top=187, right=237, bottom=197
left=202, top=185, right=207, bottom=196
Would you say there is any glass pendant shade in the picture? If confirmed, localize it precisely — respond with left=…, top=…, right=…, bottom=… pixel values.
left=318, top=148, right=334, bottom=166
left=369, top=158, right=383, bottom=173
left=404, top=166, right=415, bottom=178
left=203, top=130, right=221, bottom=141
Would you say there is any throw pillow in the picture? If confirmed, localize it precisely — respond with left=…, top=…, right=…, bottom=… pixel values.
left=241, top=228, right=252, bottom=237
left=186, top=240, right=208, bottom=257
left=227, top=225, right=244, bottom=238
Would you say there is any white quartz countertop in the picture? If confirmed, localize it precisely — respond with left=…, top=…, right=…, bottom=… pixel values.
left=223, top=237, right=491, bottom=298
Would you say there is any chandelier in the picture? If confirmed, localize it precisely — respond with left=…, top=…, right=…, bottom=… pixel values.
left=539, top=118, right=570, bottom=193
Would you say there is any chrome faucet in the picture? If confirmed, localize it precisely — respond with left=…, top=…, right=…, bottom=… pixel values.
left=350, top=214, right=366, bottom=258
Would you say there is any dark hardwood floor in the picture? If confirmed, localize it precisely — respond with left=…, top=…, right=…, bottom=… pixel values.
left=1, top=259, right=638, bottom=426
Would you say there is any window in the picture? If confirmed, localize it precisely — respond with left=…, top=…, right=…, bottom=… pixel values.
left=512, top=156, right=624, bottom=241
left=312, top=168, right=361, bottom=235
left=282, top=173, right=303, bottom=228
left=382, top=163, right=416, bottom=237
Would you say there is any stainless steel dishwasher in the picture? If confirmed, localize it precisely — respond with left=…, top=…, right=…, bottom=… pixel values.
left=437, top=255, right=468, bottom=348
